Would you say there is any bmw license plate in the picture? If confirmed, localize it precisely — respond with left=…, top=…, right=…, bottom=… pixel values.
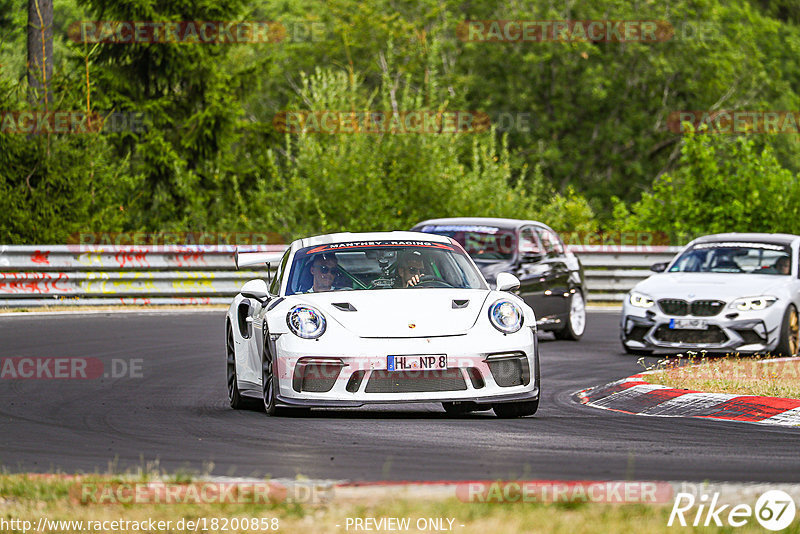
left=669, top=318, right=708, bottom=330
left=387, top=354, right=447, bottom=371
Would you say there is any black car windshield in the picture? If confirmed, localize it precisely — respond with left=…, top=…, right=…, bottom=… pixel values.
left=669, top=241, right=792, bottom=275
left=416, top=225, right=515, bottom=261
left=285, top=240, right=487, bottom=295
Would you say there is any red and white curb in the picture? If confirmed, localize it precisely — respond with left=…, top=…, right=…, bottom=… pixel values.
left=574, top=368, right=800, bottom=427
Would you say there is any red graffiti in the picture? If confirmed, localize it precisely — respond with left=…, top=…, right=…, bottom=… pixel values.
left=178, top=297, right=212, bottom=305
left=172, top=251, right=206, bottom=267
left=114, top=249, right=150, bottom=268
left=0, top=272, right=70, bottom=294
left=30, top=250, right=51, bottom=264
left=119, top=297, right=152, bottom=305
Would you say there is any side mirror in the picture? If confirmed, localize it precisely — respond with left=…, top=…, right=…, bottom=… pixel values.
left=495, top=272, right=521, bottom=292
left=241, top=279, right=270, bottom=303
left=650, top=262, right=668, bottom=273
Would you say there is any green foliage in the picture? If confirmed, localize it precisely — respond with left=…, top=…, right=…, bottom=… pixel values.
left=239, top=66, right=595, bottom=240
left=617, top=131, right=800, bottom=241
left=3, top=0, right=800, bottom=243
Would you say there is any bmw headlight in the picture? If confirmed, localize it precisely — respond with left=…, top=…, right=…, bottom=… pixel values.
left=629, top=291, right=655, bottom=309
left=287, top=305, right=327, bottom=339
left=729, top=296, right=777, bottom=311
left=489, top=300, right=523, bottom=334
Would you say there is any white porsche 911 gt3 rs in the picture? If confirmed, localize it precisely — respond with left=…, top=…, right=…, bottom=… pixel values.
left=225, top=231, right=540, bottom=417
left=621, top=233, right=800, bottom=356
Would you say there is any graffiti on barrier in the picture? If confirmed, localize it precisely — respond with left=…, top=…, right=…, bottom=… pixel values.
left=0, top=272, right=71, bottom=294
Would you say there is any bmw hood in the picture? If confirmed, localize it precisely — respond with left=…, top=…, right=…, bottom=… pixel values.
left=634, top=273, right=788, bottom=302
left=290, top=289, right=492, bottom=337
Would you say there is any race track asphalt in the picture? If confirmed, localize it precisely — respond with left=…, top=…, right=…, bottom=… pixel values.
left=1, top=310, right=798, bottom=482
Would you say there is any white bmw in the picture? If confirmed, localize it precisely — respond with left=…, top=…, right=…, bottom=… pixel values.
left=621, top=233, right=800, bottom=356
left=226, top=231, right=541, bottom=417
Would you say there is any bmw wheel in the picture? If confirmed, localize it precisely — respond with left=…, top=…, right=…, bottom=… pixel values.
left=775, top=304, right=800, bottom=357
left=554, top=291, right=586, bottom=340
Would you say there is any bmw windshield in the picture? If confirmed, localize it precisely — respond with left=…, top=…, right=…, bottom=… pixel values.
left=669, top=241, right=792, bottom=275
left=285, top=240, right=488, bottom=295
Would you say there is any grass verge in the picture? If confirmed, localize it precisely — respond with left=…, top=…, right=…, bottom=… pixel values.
left=0, top=474, right=765, bottom=534
left=641, top=354, right=800, bottom=398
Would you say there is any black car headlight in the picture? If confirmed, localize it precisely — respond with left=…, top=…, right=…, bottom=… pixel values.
left=488, top=300, right=523, bottom=334
left=287, top=305, right=327, bottom=339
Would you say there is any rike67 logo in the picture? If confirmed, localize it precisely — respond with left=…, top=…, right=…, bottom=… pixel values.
left=669, top=489, right=796, bottom=530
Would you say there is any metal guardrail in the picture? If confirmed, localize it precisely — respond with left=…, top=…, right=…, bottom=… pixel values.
left=0, top=245, right=682, bottom=307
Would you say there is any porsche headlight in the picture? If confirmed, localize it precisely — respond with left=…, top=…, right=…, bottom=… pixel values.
left=729, top=296, right=777, bottom=311
left=629, top=291, right=655, bottom=308
left=287, top=305, right=326, bottom=339
left=489, top=300, right=523, bottom=334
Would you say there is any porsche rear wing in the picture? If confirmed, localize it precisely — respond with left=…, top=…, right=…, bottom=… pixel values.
left=234, top=249, right=285, bottom=270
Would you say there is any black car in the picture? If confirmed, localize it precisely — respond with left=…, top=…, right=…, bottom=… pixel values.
left=412, top=217, right=586, bottom=340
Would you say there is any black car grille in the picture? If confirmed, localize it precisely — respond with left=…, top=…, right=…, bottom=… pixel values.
left=690, top=300, right=725, bottom=317
left=658, top=299, right=688, bottom=316
left=658, top=299, right=725, bottom=317
left=365, top=369, right=467, bottom=393
left=487, top=354, right=530, bottom=387
left=733, top=329, right=766, bottom=345
left=653, top=325, right=728, bottom=344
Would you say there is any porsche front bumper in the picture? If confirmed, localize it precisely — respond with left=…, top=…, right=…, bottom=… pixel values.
left=270, top=326, right=539, bottom=407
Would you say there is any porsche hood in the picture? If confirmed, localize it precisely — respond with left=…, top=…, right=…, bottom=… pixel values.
left=283, top=289, right=495, bottom=338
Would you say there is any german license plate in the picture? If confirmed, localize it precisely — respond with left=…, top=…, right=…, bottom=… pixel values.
left=387, top=354, right=447, bottom=371
left=669, top=318, right=708, bottom=330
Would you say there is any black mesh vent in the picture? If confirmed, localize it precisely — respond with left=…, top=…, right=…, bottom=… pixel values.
left=467, top=367, right=485, bottom=389
left=653, top=325, right=728, bottom=344
left=365, top=369, right=467, bottom=393
left=487, top=355, right=530, bottom=387
left=627, top=325, right=650, bottom=343
left=292, top=362, right=342, bottom=393
left=345, top=370, right=365, bottom=393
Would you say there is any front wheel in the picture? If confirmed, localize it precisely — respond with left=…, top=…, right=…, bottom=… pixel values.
left=262, top=345, right=279, bottom=416
left=554, top=291, right=586, bottom=340
left=775, top=304, right=799, bottom=357
left=227, top=324, right=256, bottom=410
left=493, top=399, right=539, bottom=418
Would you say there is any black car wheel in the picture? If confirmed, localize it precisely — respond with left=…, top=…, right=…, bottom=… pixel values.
left=227, top=324, right=255, bottom=409
left=554, top=291, right=586, bottom=340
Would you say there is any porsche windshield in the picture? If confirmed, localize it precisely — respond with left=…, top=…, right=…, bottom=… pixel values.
left=285, top=241, right=487, bottom=295
left=417, top=225, right=516, bottom=261
left=669, top=241, right=792, bottom=275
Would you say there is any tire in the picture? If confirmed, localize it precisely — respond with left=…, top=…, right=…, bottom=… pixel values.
left=774, top=304, right=799, bottom=357
left=262, top=337, right=279, bottom=416
left=554, top=291, right=586, bottom=340
left=493, top=399, right=539, bottom=418
left=227, top=324, right=255, bottom=410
